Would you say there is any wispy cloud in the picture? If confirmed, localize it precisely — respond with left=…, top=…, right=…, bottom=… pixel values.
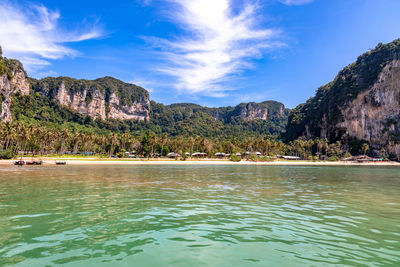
left=128, top=77, right=157, bottom=93
left=279, top=0, right=314, bottom=6
left=0, top=1, right=103, bottom=73
left=146, top=0, right=281, bottom=97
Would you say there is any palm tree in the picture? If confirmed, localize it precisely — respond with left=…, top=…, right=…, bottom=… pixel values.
left=362, top=143, right=369, bottom=155
left=59, top=129, right=70, bottom=155
left=109, top=133, right=119, bottom=156
left=150, top=134, right=158, bottom=157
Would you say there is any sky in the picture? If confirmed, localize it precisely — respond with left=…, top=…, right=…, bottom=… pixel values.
left=1, top=0, right=400, bottom=108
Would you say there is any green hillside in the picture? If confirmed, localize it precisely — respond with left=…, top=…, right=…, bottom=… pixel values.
left=11, top=91, right=289, bottom=139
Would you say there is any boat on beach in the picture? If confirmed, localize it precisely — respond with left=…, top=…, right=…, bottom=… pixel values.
left=26, top=160, right=43, bottom=165
left=56, top=161, right=67, bottom=165
left=14, top=160, right=25, bottom=166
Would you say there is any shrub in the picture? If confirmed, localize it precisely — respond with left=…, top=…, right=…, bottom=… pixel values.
left=249, top=154, right=259, bottom=161
left=0, top=150, right=15, bottom=159
left=116, top=152, right=125, bottom=158
left=230, top=154, right=241, bottom=162
left=328, top=155, right=339, bottom=161
left=343, top=152, right=352, bottom=159
left=161, top=146, right=170, bottom=156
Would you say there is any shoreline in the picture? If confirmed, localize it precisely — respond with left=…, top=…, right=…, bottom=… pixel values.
left=1, top=159, right=399, bottom=166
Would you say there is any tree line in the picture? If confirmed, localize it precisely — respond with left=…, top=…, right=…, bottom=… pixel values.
left=0, top=121, right=367, bottom=160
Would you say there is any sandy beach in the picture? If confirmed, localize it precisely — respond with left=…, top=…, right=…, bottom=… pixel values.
left=1, top=159, right=399, bottom=166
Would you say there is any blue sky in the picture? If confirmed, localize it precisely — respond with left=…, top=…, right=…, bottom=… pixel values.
left=1, top=0, right=400, bottom=108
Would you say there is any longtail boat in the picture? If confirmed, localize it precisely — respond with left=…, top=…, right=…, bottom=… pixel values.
left=26, top=160, right=43, bottom=165
left=14, top=160, right=25, bottom=166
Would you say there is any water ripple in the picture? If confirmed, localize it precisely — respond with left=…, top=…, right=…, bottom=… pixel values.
left=0, top=165, right=399, bottom=266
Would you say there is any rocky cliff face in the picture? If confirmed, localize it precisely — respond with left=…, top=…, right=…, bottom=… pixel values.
left=53, top=82, right=107, bottom=119
left=286, top=39, right=400, bottom=160
left=31, top=76, right=151, bottom=121
left=230, top=101, right=287, bottom=121
left=0, top=45, right=151, bottom=123
left=108, top=92, right=150, bottom=120
left=0, top=49, right=30, bottom=122
left=337, top=60, right=400, bottom=159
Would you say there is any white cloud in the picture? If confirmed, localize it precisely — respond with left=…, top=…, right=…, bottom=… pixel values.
left=147, top=0, right=281, bottom=97
left=34, top=70, right=58, bottom=79
left=137, top=0, right=152, bottom=6
left=0, top=1, right=103, bottom=73
left=128, top=77, right=157, bottom=93
left=279, top=0, right=314, bottom=6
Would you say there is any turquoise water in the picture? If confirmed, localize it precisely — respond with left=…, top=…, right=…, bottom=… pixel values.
left=0, top=165, right=399, bottom=266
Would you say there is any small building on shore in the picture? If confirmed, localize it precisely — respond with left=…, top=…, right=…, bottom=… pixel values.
left=167, top=152, right=181, bottom=158
left=343, top=155, right=383, bottom=163
left=214, top=153, right=230, bottom=158
left=192, top=152, right=207, bottom=158
left=282, top=156, right=301, bottom=160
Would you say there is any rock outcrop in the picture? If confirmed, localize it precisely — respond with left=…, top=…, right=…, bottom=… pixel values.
left=337, top=59, right=400, bottom=159
left=31, top=76, right=150, bottom=121
left=53, top=82, right=107, bottom=119
left=158, top=100, right=289, bottom=124
left=0, top=45, right=151, bottom=123
left=108, top=92, right=150, bottom=120
left=229, top=101, right=287, bottom=121
left=286, top=39, right=400, bottom=160
left=0, top=51, right=30, bottom=122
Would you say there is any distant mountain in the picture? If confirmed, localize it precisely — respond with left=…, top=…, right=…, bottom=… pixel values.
left=150, top=101, right=289, bottom=137
left=285, top=39, right=400, bottom=160
left=30, top=76, right=150, bottom=121
left=0, top=46, right=289, bottom=138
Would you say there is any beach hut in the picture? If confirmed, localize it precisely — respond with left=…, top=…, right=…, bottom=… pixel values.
left=282, top=156, right=301, bottom=160
left=214, top=152, right=226, bottom=158
left=167, top=152, right=180, bottom=158
left=192, top=152, right=207, bottom=158
left=348, top=155, right=383, bottom=163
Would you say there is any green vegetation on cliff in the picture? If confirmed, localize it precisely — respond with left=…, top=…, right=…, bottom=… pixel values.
left=11, top=91, right=288, bottom=139
left=30, top=76, right=149, bottom=107
left=149, top=101, right=288, bottom=138
left=286, top=39, right=400, bottom=142
left=0, top=57, right=16, bottom=80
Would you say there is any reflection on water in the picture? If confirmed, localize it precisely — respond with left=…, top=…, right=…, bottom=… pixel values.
left=0, top=165, right=399, bottom=266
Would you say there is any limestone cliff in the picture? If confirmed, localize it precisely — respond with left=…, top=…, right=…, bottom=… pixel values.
left=0, top=48, right=30, bottom=122
left=52, top=81, right=107, bottom=119
left=336, top=60, right=400, bottom=159
left=286, top=39, right=400, bottom=160
left=108, top=92, right=150, bottom=120
left=228, top=101, right=287, bottom=121
left=30, top=76, right=150, bottom=121
left=156, top=100, right=289, bottom=124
